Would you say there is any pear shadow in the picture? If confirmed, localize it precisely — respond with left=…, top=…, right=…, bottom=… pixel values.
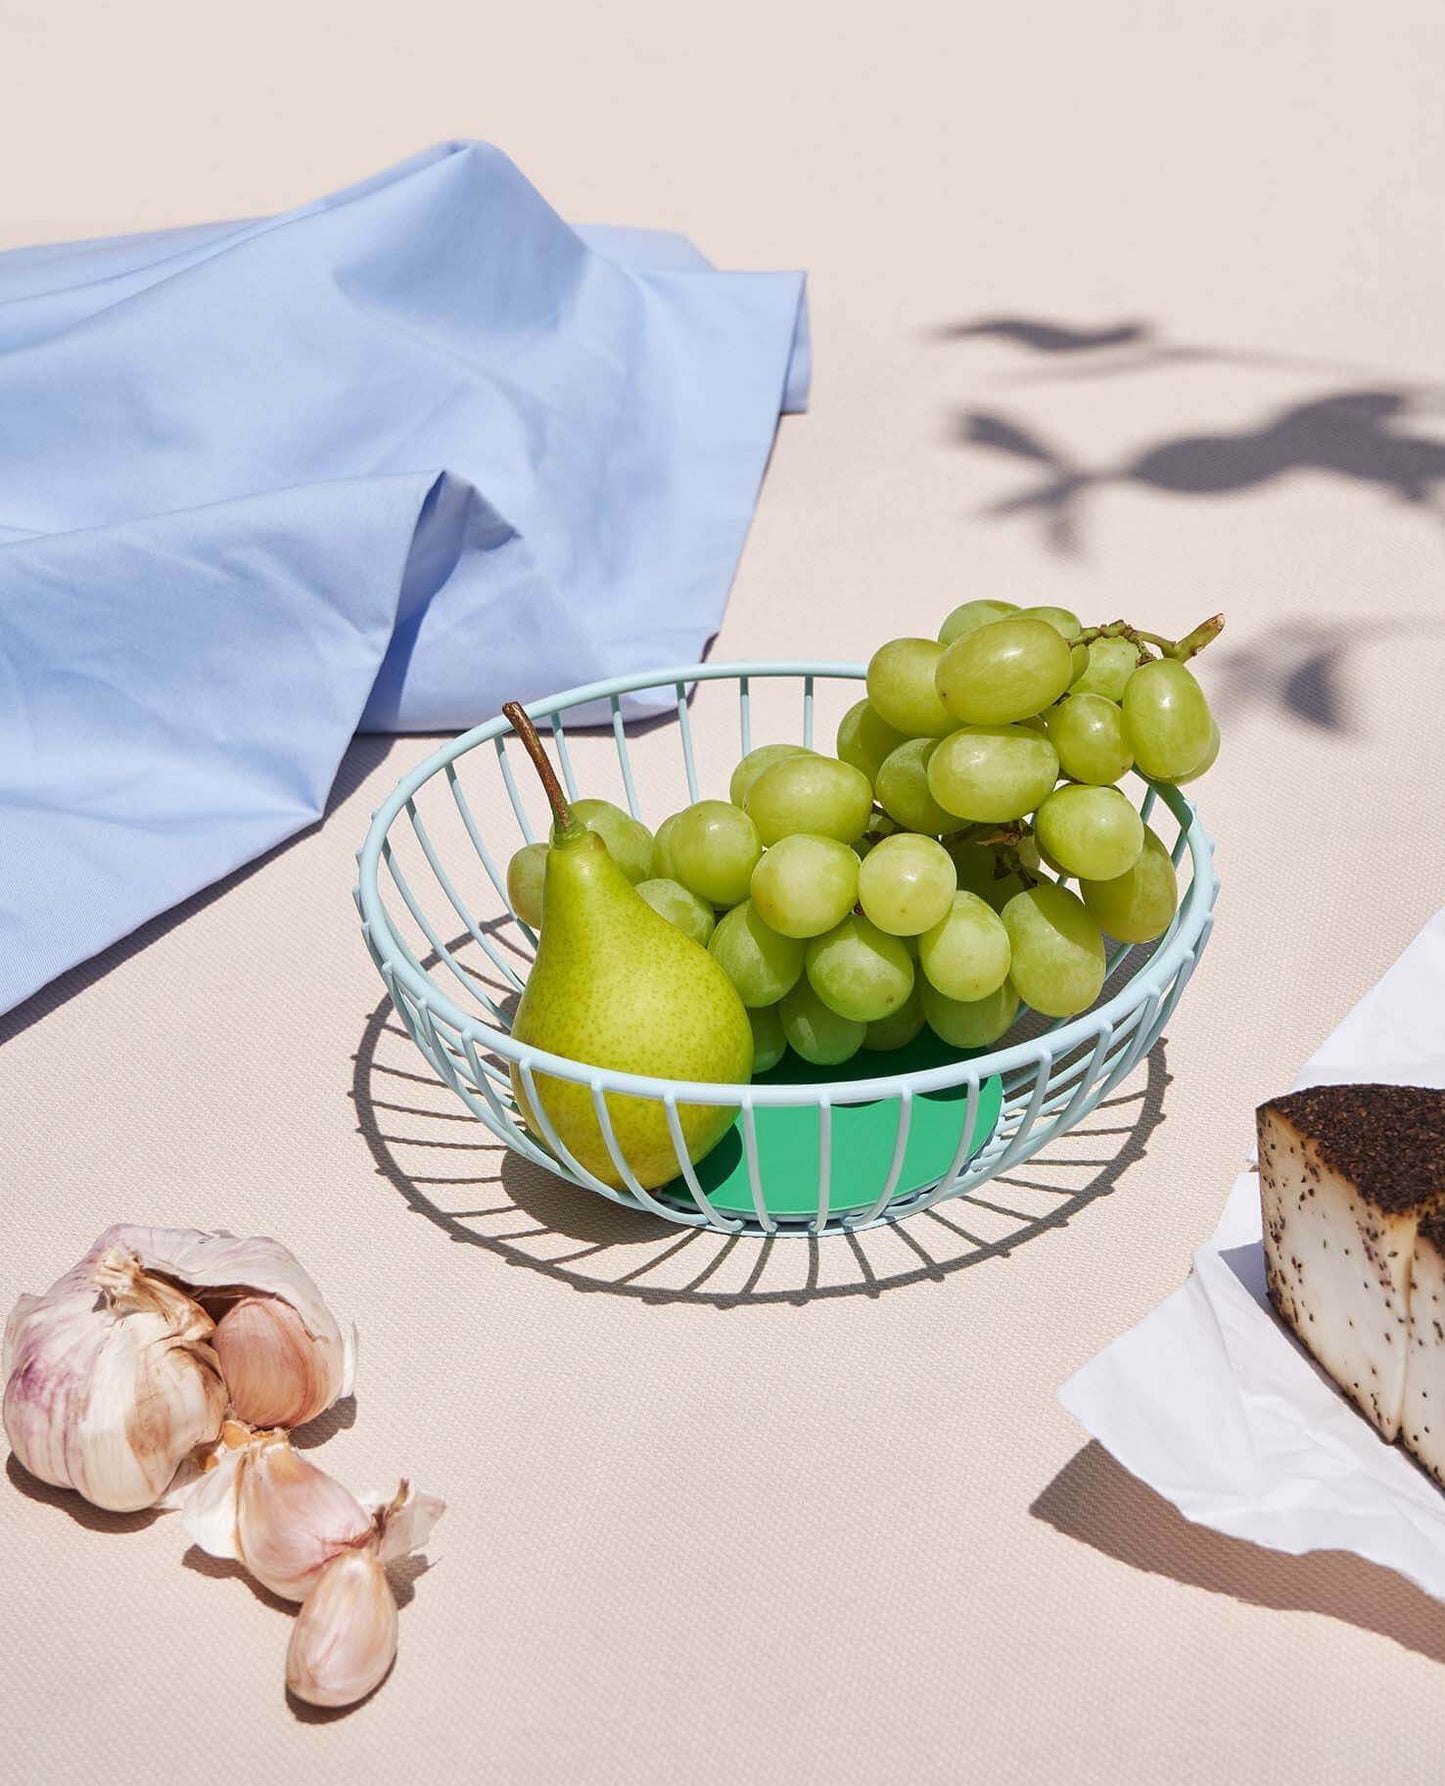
left=351, top=953, right=1174, bottom=1306
left=1032, top=1441, right=1445, bottom=1666
left=4, top=1451, right=163, bottom=1532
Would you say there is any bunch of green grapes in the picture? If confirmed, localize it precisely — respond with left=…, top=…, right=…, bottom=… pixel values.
left=505, top=599, right=1220, bottom=1073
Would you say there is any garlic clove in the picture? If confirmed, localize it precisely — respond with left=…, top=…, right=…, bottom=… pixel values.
left=213, top=1298, right=338, bottom=1430
left=181, top=1426, right=372, bottom=1601
left=3, top=1248, right=226, bottom=1512
left=285, top=1545, right=398, bottom=1709
left=81, top=1226, right=353, bottom=1429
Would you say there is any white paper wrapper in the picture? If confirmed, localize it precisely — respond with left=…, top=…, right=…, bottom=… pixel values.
left=1060, top=908, right=1445, bottom=1599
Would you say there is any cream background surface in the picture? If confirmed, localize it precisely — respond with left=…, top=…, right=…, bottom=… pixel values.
left=3, top=2, right=1445, bottom=1780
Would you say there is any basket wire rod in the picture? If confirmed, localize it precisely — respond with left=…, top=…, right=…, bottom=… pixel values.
left=514, top=1060, right=648, bottom=1210
left=738, top=676, right=752, bottom=755
left=609, top=696, right=642, bottom=818
left=374, top=847, right=495, bottom=1015
left=1140, top=783, right=1158, bottom=826
left=674, top=683, right=701, bottom=804
left=586, top=1081, right=712, bottom=1227
left=802, top=674, right=815, bottom=749
left=442, top=763, right=537, bottom=950
left=959, top=1048, right=1056, bottom=1187
left=907, top=1077, right=985, bottom=1213
left=1093, top=986, right=1166, bottom=1106
left=812, top=1101, right=834, bottom=1235
left=493, top=735, right=535, bottom=843
left=848, top=1086, right=916, bottom=1229
left=661, top=1095, right=743, bottom=1232
left=381, top=842, right=512, bottom=1023
left=998, top=1023, right=1115, bottom=1169
left=410, top=997, right=540, bottom=1161
left=404, top=800, right=526, bottom=994
left=455, top=1032, right=560, bottom=1171
left=739, top=1100, right=778, bottom=1235
left=548, top=712, right=579, bottom=801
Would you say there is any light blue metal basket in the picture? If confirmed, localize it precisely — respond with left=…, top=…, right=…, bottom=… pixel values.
left=355, top=662, right=1218, bottom=1236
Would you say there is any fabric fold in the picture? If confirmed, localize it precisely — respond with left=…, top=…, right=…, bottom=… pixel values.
left=0, top=141, right=809, bottom=1014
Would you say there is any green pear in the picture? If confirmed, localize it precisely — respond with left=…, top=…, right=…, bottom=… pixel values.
left=501, top=704, right=753, bottom=1191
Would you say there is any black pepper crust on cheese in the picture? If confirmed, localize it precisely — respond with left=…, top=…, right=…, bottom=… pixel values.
left=1259, top=1085, right=1445, bottom=1215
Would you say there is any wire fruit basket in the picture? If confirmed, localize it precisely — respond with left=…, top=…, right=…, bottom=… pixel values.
left=355, top=663, right=1218, bottom=1237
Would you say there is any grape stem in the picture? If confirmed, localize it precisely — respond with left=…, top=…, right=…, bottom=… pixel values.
left=501, top=701, right=579, bottom=838
left=1076, top=612, right=1224, bottom=662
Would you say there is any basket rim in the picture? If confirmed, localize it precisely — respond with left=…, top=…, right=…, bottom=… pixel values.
left=355, top=660, right=1218, bottom=1108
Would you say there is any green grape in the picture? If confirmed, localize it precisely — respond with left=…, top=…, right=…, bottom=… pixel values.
left=556, top=798, right=653, bottom=883
left=1121, top=659, right=1213, bottom=781
left=1016, top=604, right=1082, bottom=639
left=835, top=700, right=908, bottom=782
left=918, top=891, right=1012, bottom=1002
left=875, top=738, right=957, bottom=833
left=927, top=725, right=1060, bottom=822
left=745, top=754, right=874, bottom=846
left=804, top=915, right=915, bottom=1023
left=922, top=978, right=1020, bottom=1049
left=1001, top=883, right=1106, bottom=1018
left=750, top=834, right=859, bottom=938
left=729, top=743, right=814, bottom=807
left=651, top=811, right=683, bottom=881
left=748, top=1003, right=788, bottom=1074
left=947, top=840, right=1031, bottom=913
left=856, top=833, right=957, bottom=936
left=1176, top=718, right=1220, bottom=784
left=1080, top=828, right=1179, bottom=943
left=865, top=637, right=955, bottom=737
left=938, top=599, right=1019, bottom=646
left=935, top=617, right=1075, bottom=725
left=708, top=899, right=805, bottom=1006
left=1045, top=693, right=1134, bottom=785
left=668, top=801, right=763, bottom=906
left=635, top=878, right=716, bottom=948
left=1070, top=635, right=1139, bottom=701
left=1034, top=784, right=1144, bottom=881
left=506, top=842, right=548, bottom=928
left=780, top=980, right=866, bottom=1066
left=862, top=985, right=927, bottom=1051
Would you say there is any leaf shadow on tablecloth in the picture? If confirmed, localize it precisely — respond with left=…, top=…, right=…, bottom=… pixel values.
left=350, top=968, right=1175, bottom=1307
left=1032, top=1440, right=1445, bottom=1665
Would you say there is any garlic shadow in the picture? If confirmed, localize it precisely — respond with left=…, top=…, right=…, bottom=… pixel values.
left=4, top=1451, right=163, bottom=1533
left=1032, top=1440, right=1445, bottom=1666
left=351, top=959, right=1173, bottom=1306
left=290, top=1394, right=358, bottom=1450
left=181, top=1543, right=296, bottom=1613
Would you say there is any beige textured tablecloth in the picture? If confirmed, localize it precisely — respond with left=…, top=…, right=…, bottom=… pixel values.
left=4, top=4, right=1445, bottom=1780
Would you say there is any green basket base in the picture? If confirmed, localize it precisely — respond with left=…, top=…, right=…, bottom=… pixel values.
left=660, top=1032, right=1004, bottom=1222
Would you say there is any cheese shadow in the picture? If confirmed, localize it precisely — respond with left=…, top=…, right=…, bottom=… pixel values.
left=1032, top=1439, right=1445, bottom=1666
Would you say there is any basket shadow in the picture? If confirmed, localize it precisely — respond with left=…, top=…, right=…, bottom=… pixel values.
left=352, top=983, right=1174, bottom=1307
left=1032, top=1441, right=1445, bottom=1666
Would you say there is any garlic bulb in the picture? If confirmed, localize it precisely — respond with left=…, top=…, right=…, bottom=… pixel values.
left=286, top=1545, right=398, bottom=1708
left=182, top=1423, right=372, bottom=1600
left=3, top=1247, right=227, bottom=1511
left=86, top=1225, right=355, bottom=1429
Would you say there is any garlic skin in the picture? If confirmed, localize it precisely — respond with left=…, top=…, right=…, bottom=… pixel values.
left=182, top=1425, right=372, bottom=1601
left=3, top=1248, right=227, bottom=1512
left=286, top=1545, right=398, bottom=1709
left=87, top=1226, right=355, bottom=1430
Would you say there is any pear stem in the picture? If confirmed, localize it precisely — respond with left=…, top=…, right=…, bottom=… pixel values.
left=502, top=702, right=578, bottom=837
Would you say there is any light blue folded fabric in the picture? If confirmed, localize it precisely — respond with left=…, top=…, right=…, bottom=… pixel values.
left=0, top=142, right=809, bottom=1015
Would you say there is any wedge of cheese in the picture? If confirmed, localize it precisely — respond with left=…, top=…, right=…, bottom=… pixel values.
left=1259, top=1084, right=1445, bottom=1479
